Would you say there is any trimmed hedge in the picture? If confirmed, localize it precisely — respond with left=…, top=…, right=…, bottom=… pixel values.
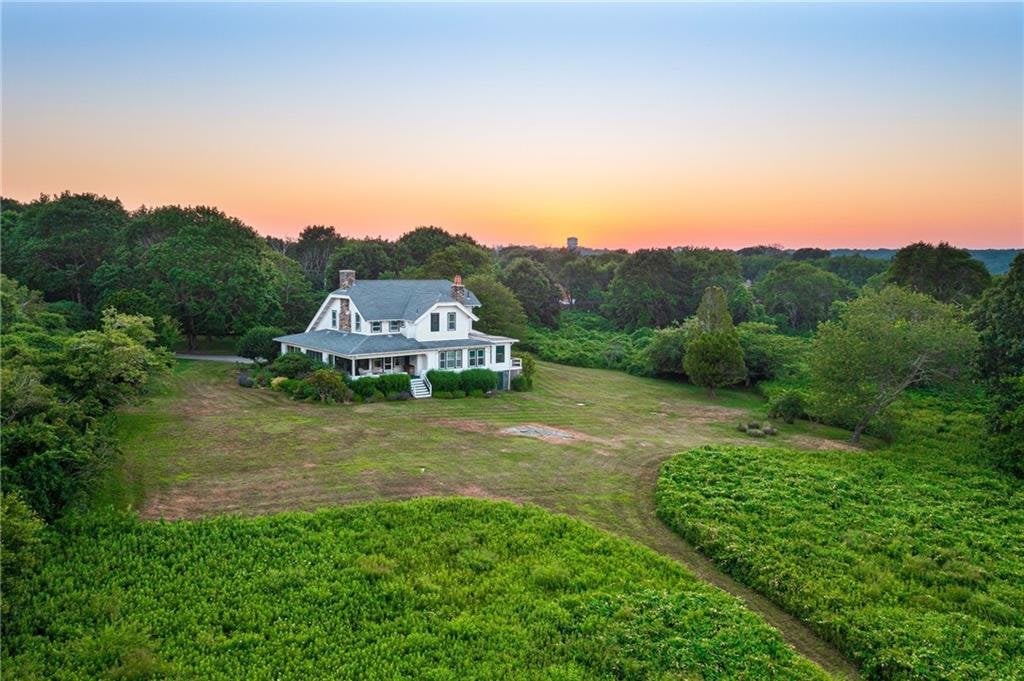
left=427, top=369, right=499, bottom=396
left=459, top=369, right=498, bottom=393
left=426, top=370, right=462, bottom=393
left=376, top=373, right=411, bottom=395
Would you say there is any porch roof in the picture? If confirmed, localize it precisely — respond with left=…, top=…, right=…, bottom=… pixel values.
left=274, top=329, right=503, bottom=358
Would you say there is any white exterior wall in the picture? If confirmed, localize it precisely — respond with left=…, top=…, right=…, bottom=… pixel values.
left=408, top=303, right=475, bottom=342
left=308, top=296, right=368, bottom=333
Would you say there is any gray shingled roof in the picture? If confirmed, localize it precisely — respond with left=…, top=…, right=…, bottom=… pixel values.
left=332, top=279, right=480, bottom=321
left=275, top=330, right=501, bottom=357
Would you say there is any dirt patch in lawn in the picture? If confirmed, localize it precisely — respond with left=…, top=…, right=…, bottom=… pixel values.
left=499, top=423, right=609, bottom=445
left=440, top=419, right=609, bottom=446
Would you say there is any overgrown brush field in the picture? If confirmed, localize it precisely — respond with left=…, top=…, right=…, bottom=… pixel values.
left=656, top=397, right=1024, bottom=680
left=2, top=498, right=826, bottom=680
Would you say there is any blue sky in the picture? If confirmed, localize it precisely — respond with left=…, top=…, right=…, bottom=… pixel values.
left=3, top=2, right=1021, bottom=247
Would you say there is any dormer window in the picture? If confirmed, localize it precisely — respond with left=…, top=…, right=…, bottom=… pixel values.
left=389, top=320, right=401, bottom=333
left=371, top=321, right=382, bottom=333
left=430, top=313, right=440, bottom=332
left=354, top=313, right=362, bottom=332
left=331, top=309, right=338, bottom=329
left=447, top=311, right=457, bottom=331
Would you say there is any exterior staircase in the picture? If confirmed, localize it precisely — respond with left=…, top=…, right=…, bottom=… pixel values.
left=410, top=376, right=431, bottom=399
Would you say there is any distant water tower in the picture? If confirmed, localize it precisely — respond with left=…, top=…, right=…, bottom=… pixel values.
left=567, top=236, right=579, bottom=252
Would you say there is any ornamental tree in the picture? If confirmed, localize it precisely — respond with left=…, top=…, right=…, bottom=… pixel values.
left=683, top=287, right=746, bottom=395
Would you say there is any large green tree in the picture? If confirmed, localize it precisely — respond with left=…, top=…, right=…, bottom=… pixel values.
left=500, top=258, right=562, bottom=328
left=972, top=253, right=1024, bottom=383
left=134, top=206, right=284, bottom=349
left=292, top=225, right=344, bottom=289
left=820, top=254, right=889, bottom=287
left=464, top=275, right=528, bottom=339
left=972, top=253, right=1024, bottom=475
left=602, top=249, right=685, bottom=329
left=2, top=192, right=128, bottom=306
left=559, top=256, right=614, bottom=312
left=328, top=238, right=407, bottom=280
left=810, top=286, right=978, bottom=442
left=887, top=241, right=991, bottom=304
left=418, top=242, right=494, bottom=279
left=756, top=261, right=854, bottom=332
left=397, top=226, right=477, bottom=266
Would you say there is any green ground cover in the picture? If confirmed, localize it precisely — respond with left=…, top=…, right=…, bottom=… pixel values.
left=3, top=498, right=827, bottom=680
left=656, top=395, right=1024, bottom=680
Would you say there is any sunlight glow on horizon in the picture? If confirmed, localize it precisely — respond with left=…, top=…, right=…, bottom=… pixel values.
left=2, top=2, right=1021, bottom=249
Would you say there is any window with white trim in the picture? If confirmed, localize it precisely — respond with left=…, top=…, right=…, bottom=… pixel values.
left=430, top=313, right=440, bottom=332
left=354, top=313, right=362, bottom=332
left=495, top=345, right=505, bottom=363
left=438, top=350, right=463, bottom=369
left=331, top=309, right=338, bottom=328
left=447, top=311, right=457, bottom=331
left=468, top=348, right=485, bottom=367
left=389, top=320, right=401, bottom=333
left=371, top=321, right=382, bottom=333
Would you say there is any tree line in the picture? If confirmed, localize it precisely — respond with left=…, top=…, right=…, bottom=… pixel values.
left=2, top=191, right=1020, bottom=480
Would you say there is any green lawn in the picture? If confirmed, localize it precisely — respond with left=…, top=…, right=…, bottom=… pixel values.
left=656, top=398, right=1024, bottom=681
left=95, top=359, right=854, bottom=533
left=88, top=358, right=860, bottom=676
left=3, top=498, right=828, bottom=680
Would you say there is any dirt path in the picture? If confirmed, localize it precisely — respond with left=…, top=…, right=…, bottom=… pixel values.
left=630, top=450, right=860, bottom=679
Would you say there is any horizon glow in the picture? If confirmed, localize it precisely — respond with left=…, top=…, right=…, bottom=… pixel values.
left=2, top=2, right=1022, bottom=249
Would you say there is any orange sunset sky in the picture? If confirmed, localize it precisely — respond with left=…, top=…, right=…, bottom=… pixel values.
left=2, top=3, right=1022, bottom=249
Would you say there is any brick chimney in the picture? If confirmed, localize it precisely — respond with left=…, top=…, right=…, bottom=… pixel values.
left=451, top=274, right=467, bottom=305
left=338, top=269, right=356, bottom=290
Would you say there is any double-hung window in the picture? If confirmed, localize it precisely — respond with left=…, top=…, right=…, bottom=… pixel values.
left=447, top=311, right=457, bottom=331
left=389, top=320, right=401, bottom=333
left=354, top=313, right=362, bottom=332
left=371, top=321, right=382, bottom=333
left=439, top=350, right=463, bottom=369
left=331, top=309, right=338, bottom=328
left=430, top=313, right=440, bottom=332
left=468, top=348, right=485, bottom=367
left=495, top=345, right=506, bottom=363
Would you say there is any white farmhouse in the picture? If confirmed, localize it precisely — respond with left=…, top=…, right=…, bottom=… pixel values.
left=275, top=270, right=520, bottom=397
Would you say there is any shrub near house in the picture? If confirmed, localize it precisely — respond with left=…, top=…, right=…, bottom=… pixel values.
left=427, top=368, right=499, bottom=398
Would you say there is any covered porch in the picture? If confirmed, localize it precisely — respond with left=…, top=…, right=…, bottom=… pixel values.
left=327, top=353, right=428, bottom=379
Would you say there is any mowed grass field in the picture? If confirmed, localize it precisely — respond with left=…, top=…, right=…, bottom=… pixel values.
left=92, top=358, right=861, bottom=675
left=98, top=360, right=853, bottom=531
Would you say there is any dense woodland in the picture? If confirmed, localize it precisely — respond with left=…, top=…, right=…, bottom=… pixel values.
left=2, top=192, right=1022, bottom=678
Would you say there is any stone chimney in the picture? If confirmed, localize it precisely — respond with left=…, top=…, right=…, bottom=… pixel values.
left=451, top=274, right=467, bottom=305
left=338, top=269, right=356, bottom=290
